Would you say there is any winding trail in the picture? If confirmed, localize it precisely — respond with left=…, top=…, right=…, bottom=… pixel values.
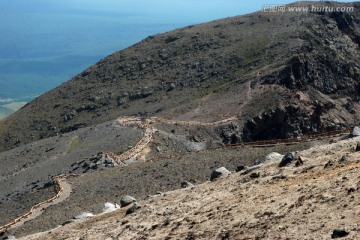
left=0, top=115, right=351, bottom=234
left=109, top=115, right=350, bottom=165
left=0, top=174, right=74, bottom=233
left=109, top=116, right=237, bottom=165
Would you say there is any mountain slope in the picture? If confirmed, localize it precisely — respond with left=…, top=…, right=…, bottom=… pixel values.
left=20, top=135, right=360, bottom=240
left=0, top=1, right=360, bottom=152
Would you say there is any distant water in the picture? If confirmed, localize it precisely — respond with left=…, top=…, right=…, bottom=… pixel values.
left=0, top=0, right=269, bottom=118
left=0, top=13, right=189, bottom=118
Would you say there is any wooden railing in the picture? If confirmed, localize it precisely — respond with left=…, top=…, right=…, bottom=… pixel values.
left=0, top=115, right=351, bottom=233
left=111, top=116, right=351, bottom=164
left=0, top=174, right=75, bottom=233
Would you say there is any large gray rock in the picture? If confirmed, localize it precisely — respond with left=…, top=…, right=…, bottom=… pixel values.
left=126, top=202, right=141, bottom=215
left=279, top=152, right=295, bottom=167
left=120, top=195, right=136, bottom=208
left=350, top=126, right=360, bottom=137
left=210, top=167, right=231, bottom=181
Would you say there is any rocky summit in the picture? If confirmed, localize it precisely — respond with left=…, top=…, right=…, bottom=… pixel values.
left=0, top=1, right=360, bottom=239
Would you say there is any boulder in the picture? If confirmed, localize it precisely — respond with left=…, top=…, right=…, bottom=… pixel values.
left=102, top=202, right=120, bottom=213
left=331, top=229, right=349, bottom=238
left=279, top=152, right=295, bottom=167
left=126, top=202, right=141, bottom=215
left=235, top=165, right=245, bottom=172
left=249, top=172, right=260, bottom=179
left=120, top=195, right=136, bottom=208
left=181, top=181, right=195, bottom=188
left=210, top=167, right=231, bottom=181
left=350, top=126, right=360, bottom=137
left=264, top=152, right=284, bottom=163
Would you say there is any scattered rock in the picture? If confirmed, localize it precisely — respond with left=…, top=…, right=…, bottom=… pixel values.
left=324, top=160, right=334, bottom=169
left=141, top=204, right=154, bottom=214
left=295, top=156, right=304, bottom=167
left=272, top=175, right=287, bottom=180
left=218, top=124, right=241, bottom=144
left=74, top=212, right=94, bottom=219
left=355, top=142, right=360, bottom=151
left=347, top=187, right=356, bottom=194
left=210, top=167, right=231, bottom=181
left=279, top=152, right=295, bottom=167
left=76, top=105, right=97, bottom=113
left=331, top=229, right=349, bottom=238
left=70, top=153, right=122, bottom=174
left=165, top=36, right=180, bottom=43
left=62, top=220, right=72, bottom=226
left=129, top=89, right=153, bottom=100
left=126, top=202, right=141, bottom=215
left=102, top=202, right=120, bottom=213
left=350, top=126, right=360, bottom=137
left=344, top=102, right=356, bottom=114
left=181, top=181, right=195, bottom=188
left=339, top=155, right=349, bottom=162
left=235, top=165, right=245, bottom=172
left=120, top=195, right=136, bottom=208
left=241, top=165, right=262, bottom=175
left=264, top=152, right=283, bottom=163
left=144, top=195, right=152, bottom=200
left=4, top=236, right=16, bottom=240
left=249, top=172, right=260, bottom=179
left=278, top=225, right=287, bottom=231
left=167, top=83, right=176, bottom=91
left=64, top=112, right=76, bottom=122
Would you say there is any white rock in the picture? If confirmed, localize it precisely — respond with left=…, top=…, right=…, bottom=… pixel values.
left=264, top=152, right=284, bottom=163
left=210, top=167, right=231, bottom=181
left=351, top=126, right=360, bottom=137
left=102, top=202, right=120, bottom=213
left=74, top=212, right=94, bottom=219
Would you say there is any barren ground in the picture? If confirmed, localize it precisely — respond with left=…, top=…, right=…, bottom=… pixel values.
left=21, top=136, right=360, bottom=240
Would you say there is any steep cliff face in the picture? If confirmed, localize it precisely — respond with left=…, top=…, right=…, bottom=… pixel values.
left=241, top=8, right=360, bottom=141
left=0, top=1, right=359, bottom=151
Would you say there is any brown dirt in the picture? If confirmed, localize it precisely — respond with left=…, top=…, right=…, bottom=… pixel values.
left=20, top=137, right=360, bottom=240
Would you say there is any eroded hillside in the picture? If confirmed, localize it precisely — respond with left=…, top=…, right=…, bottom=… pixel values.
left=20, top=135, right=360, bottom=240
left=0, top=1, right=359, bottom=152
